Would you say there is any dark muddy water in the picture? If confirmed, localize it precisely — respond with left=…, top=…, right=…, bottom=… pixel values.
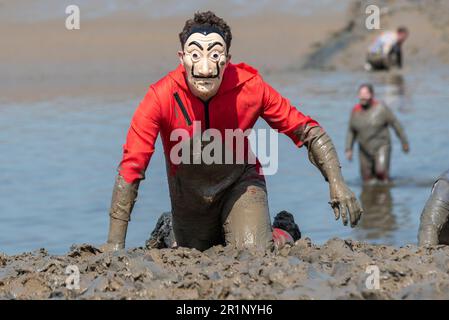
left=1, top=67, right=448, bottom=254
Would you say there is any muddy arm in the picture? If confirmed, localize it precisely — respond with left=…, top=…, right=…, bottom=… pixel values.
left=386, top=106, right=408, bottom=147
left=102, top=87, right=161, bottom=251
left=296, top=125, right=363, bottom=227
left=260, top=82, right=362, bottom=226
left=345, top=114, right=356, bottom=152
left=418, top=179, right=449, bottom=246
left=103, top=174, right=140, bottom=251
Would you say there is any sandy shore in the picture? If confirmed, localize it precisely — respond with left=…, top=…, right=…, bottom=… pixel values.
left=0, top=8, right=347, bottom=102
left=2, top=0, right=449, bottom=103
left=1, top=239, right=449, bottom=299
left=2, top=0, right=448, bottom=102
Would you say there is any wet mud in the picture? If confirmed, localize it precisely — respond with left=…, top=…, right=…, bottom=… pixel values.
left=2, top=239, right=449, bottom=299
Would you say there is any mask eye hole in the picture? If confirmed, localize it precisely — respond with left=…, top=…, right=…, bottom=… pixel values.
left=209, top=50, right=223, bottom=62
left=188, top=50, right=202, bottom=62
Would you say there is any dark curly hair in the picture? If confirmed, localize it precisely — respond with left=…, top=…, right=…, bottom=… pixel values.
left=179, top=11, right=232, bottom=53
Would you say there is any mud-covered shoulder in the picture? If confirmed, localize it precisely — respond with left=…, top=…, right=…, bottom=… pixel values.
left=437, top=169, right=449, bottom=184
left=376, top=100, right=393, bottom=116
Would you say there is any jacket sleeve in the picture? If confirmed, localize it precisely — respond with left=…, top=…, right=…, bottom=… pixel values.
left=118, top=86, right=162, bottom=183
left=261, top=80, right=319, bottom=147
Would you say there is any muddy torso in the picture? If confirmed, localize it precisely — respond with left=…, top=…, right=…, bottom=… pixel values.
left=161, top=95, right=259, bottom=218
left=119, top=63, right=317, bottom=223
left=350, top=102, right=391, bottom=156
left=167, top=159, right=248, bottom=218
left=165, top=123, right=262, bottom=218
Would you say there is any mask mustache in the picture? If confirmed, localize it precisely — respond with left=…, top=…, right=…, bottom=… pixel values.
left=191, top=61, right=220, bottom=79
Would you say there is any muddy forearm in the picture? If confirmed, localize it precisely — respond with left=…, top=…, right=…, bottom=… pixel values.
left=345, top=127, right=355, bottom=152
left=392, top=120, right=408, bottom=146
left=387, top=108, right=408, bottom=146
left=293, top=124, right=362, bottom=227
left=106, top=174, right=140, bottom=248
left=301, top=125, right=345, bottom=185
left=297, top=125, right=362, bottom=227
left=418, top=180, right=449, bottom=246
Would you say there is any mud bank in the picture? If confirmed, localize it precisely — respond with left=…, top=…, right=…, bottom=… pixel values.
left=302, top=0, right=449, bottom=70
left=1, top=239, right=449, bottom=299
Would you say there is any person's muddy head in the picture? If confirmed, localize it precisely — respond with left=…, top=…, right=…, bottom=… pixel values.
left=358, top=83, right=374, bottom=109
left=178, top=11, right=232, bottom=101
left=397, top=26, right=409, bottom=44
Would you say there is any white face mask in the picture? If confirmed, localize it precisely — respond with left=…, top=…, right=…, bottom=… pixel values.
left=178, top=32, right=229, bottom=101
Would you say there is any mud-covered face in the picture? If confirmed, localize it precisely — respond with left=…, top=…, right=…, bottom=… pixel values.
left=358, top=87, right=373, bottom=108
left=178, top=32, right=229, bottom=101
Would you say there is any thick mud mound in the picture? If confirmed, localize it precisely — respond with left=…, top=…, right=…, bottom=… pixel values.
left=1, top=238, right=449, bottom=299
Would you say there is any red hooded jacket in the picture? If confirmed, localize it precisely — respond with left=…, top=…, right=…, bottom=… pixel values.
left=119, top=63, right=319, bottom=183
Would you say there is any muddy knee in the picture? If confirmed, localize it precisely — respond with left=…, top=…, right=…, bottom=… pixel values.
left=222, top=185, right=272, bottom=250
left=359, top=151, right=374, bottom=181
left=367, top=54, right=390, bottom=70
left=418, top=220, right=449, bottom=246
left=375, top=146, right=391, bottom=180
left=418, top=180, right=449, bottom=246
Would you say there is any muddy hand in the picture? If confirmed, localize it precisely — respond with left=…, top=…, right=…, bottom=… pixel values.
left=99, top=242, right=124, bottom=252
left=329, top=182, right=363, bottom=227
left=345, top=149, right=353, bottom=161
left=402, top=143, right=410, bottom=153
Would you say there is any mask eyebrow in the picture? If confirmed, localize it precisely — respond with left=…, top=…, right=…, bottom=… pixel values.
left=187, top=41, right=204, bottom=50
left=207, top=42, right=224, bottom=51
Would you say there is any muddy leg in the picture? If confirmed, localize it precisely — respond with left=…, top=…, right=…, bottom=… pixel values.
left=359, top=149, right=375, bottom=182
left=418, top=179, right=449, bottom=246
left=221, top=170, right=272, bottom=250
left=171, top=206, right=224, bottom=251
left=375, top=144, right=391, bottom=182
left=366, top=53, right=390, bottom=71
left=146, top=212, right=176, bottom=249
left=173, top=217, right=224, bottom=251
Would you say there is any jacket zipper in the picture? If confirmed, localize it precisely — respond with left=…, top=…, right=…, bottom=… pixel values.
left=203, top=100, right=210, bottom=130
left=173, top=92, right=192, bottom=126
left=174, top=92, right=212, bottom=131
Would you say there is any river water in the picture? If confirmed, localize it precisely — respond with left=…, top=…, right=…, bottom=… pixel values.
left=1, top=63, right=448, bottom=255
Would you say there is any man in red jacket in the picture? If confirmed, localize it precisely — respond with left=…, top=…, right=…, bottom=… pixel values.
left=102, top=11, right=363, bottom=251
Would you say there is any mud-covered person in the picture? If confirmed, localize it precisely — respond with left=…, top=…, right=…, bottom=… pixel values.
left=101, top=11, right=363, bottom=252
left=345, top=84, right=409, bottom=183
left=418, top=170, right=449, bottom=246
left=365, top=27, right=409, bottom=71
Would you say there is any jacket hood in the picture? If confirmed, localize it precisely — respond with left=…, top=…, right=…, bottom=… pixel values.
left=168, top=62, right=259, bottom=96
